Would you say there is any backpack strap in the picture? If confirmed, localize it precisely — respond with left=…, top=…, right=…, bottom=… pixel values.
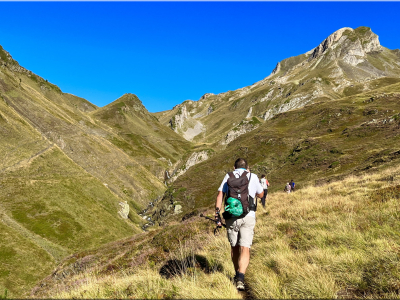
left=225, top=172, right=234, bottom=200
left=247, top=172, right=256, bottom=210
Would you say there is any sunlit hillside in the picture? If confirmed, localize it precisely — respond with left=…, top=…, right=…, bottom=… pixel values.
left=31, top=162, right=400, bottom=299
left=148, top=82, right=400, bottom=224
left=1, top=25, right=400, bottom=298
left=0, top=44, right=191, bottom=297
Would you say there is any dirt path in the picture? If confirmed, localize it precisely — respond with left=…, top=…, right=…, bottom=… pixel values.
left=0, top=143, right=55, bottom=173
left=0, top=205, right=69, bottom=262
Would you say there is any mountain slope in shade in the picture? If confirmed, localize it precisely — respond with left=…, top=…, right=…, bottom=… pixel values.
left=156, top=27, right=400, bottom=146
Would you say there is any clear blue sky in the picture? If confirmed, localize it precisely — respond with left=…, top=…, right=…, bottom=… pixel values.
left=0, top=2, right=399, bottom=113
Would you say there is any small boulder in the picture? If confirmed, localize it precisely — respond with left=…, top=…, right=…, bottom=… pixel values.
left=174, top=204, right=182, bottom=214
left=118, top=201, right=130, bottom=219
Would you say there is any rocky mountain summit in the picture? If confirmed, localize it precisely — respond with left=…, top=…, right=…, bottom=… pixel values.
left=155, top=27, right=400, bottom=146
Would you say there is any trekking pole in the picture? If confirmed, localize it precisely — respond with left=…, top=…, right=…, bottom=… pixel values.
left=199, top=213, right=226, bottom=236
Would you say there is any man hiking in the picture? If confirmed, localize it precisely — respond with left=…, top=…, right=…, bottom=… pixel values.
left=284, top=182, right=291, bottom=193
left=215, top=158, right=264, bottom=291
left=259, top=174, right=269, bottom=208
left=290, top=179, right=295, bottom=192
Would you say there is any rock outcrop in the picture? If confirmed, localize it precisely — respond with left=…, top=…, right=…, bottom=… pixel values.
left=308, top=27, right=353, bottom=61
left=309, top=27, right=382, bottom=67
left=118, top=201, right=130, bottom=219
left=171, top=150, right=211, bottom=181
left=223, top=119, right=261, bottom=145
left=169, top=105, right=188, bottom=131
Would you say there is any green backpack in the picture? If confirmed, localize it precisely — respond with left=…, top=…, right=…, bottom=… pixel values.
left=224, top=197, right=243, bottom=217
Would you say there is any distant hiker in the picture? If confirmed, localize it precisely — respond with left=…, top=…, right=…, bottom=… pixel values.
left=259, top=175, right=270, bottom=208
left=290, top=179, right=295, bottom=192
left=284, top=182, right=291, bottom=193
left=215, top=158, right=264, bottom=291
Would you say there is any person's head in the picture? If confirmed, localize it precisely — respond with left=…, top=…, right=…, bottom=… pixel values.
left=234, top=158, right=248, bottom=170
left=291, top=179, right=294, bottom=182
left=287, top=182, right=289, bottom=185
left=261, top=174, right=265, bottom=178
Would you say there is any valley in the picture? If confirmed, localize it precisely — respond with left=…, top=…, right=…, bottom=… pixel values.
left=1, top=26, right=400, bottom=298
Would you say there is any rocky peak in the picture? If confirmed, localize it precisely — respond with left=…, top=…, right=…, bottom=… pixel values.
left=271, top=62, right=281, bottom=76
left=0, top=45, right=31, bottom=73
left=309, top=27, right=353, bottom=61
left=200, top=93, right=214, bottom=100
left=0, top=45, right=15, bottom=65
left=308, top=27, right=382, bottom=63
left=105, top=93, right=148, bottom=114
left=354, top=26, right=382, bottom=53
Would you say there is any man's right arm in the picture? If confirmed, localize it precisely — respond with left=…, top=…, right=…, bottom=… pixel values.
left=216, top=191, right=223, bottom=211
left=215, top=191, right=224, bottom=226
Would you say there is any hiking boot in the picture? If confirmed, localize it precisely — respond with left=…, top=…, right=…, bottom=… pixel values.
left=236, top=280, right=245, bottom=291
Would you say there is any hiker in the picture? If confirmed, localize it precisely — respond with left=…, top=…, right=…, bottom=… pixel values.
left=290, top=179, right=295, bottom=192
left=259, top=174, right=269, bottom=208
left=284, top=182, right=291, bottom=193
left=215, top=158, right=264, bottom=291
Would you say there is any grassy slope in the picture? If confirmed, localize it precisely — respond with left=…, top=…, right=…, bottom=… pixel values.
left=0, top=221, right=55, bottom=298
left=247, top=165, right=400, bottom=299
left=91, top=93, right=192, bottom=179
left=31, top=162, right=400, bottom=299
left=0, top=84, right=141, bottom=297
left=1, top=70, right=166, bottom=206
left=150, top=82, right=400, bottom=221
left=0, top=49, right=177, bottom=297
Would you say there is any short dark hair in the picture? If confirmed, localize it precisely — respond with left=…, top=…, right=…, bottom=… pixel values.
left=261, top=174, right=265, bottom=178
left=234, top=158, right=248, bottom=169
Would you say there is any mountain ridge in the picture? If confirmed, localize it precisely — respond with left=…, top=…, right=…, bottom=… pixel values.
left=155, top=26, right=400, bottom=147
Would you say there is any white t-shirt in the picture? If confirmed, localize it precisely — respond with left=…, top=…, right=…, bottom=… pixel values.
left=260, top=178, right=269, bottom=189
left=218, top=169, right=263, bottom=218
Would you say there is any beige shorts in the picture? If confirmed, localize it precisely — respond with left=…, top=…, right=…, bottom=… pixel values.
left=226, top=214, right=256, bottom=248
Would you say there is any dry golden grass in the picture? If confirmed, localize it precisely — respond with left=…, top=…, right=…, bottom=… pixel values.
left=45, top=163, right=400, bottom=299
left=51, top=237, right=241, bottom=299
left=247, top=164, right=400, bottom=299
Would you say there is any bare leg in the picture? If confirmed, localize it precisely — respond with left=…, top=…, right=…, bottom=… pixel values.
left=238, top=246, right=250, bottom=274
left=231, top=246, right=240, bottom=272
